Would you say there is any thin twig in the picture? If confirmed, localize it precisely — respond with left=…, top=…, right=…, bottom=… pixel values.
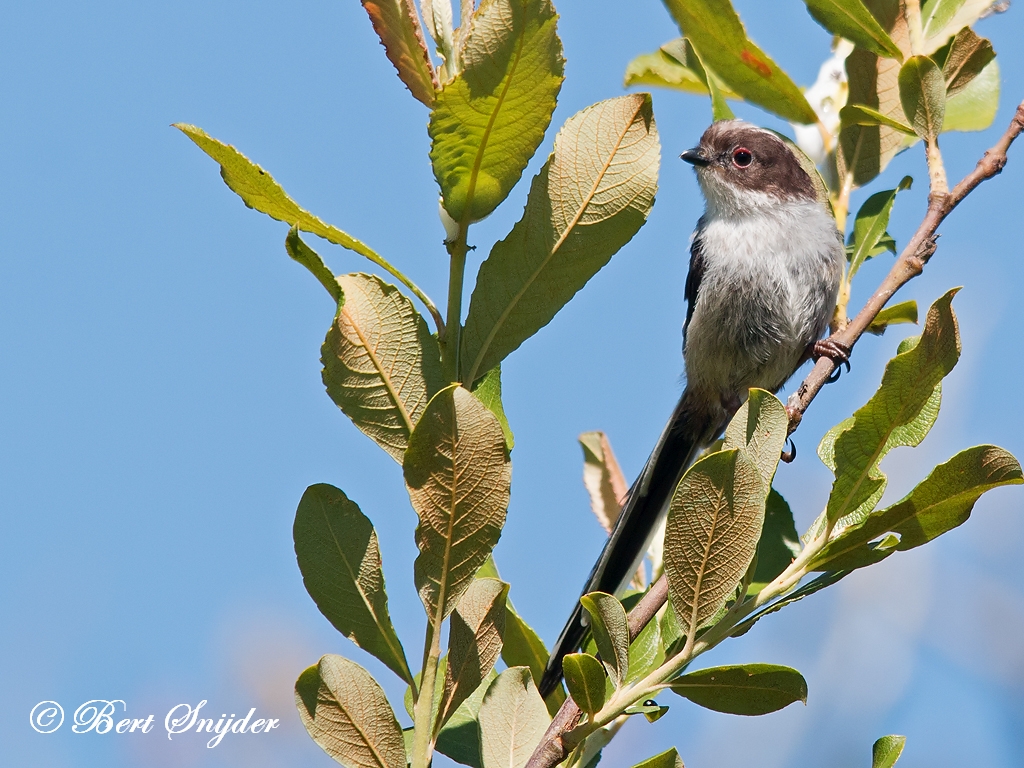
left=524, top=98, right=1024, bottom=768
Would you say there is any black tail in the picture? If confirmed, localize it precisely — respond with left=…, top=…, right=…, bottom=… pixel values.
left=538, top=389, right=719, bottom=698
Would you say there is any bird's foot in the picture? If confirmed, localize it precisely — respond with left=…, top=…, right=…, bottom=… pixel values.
left=812, top=337, right=852, bottom=383
left=780, top=436, right=797, bottom=464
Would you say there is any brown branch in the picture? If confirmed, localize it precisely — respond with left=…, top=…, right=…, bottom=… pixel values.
left=525, top=99, right=1024, bottom=768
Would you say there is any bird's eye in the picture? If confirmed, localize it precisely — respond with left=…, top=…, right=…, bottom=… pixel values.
left=732, top=147, right=753, bottom=168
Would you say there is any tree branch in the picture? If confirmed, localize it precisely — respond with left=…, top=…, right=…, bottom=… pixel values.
left=524, top=98, right=1024, bottom=768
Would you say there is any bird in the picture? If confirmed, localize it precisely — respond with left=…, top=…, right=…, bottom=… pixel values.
left=538, top=120, right=847, bottom=698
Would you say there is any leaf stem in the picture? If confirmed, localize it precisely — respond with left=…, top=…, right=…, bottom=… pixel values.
left=412, top=620, right=442, bottom=768
left=904, top=0, right=925, bottom=55
left=443, top=223, right=470, bottom=382
left=926, top=137, right=949, bottom=195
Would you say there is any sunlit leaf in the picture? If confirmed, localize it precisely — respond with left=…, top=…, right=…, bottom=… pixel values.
left=840, top=104, right=916, bottom=135
left=748, top=489, right=801, bottom=594
left=472, top=366, right=515, bottom=450
left=723, top=389, right=788, bottom=494
left=429, top=0, right=564, bottom=223
left=625, top=608, right=664, bottom=686
left=294, top=484, right=413, bottom=685
left=670, top=663, right=807, bottom=715
left=562, top=653, right=607, bottom=714
left=665, top=449, right=764, bottom=637
left=322, top=273, right=446, bottom=462
left=943, top=57, right=999, bottom=132
left=296, top=655, right=406, bottom=768
left=824, top=290, right=960, bottom=530
left=898, top=55, right=946, bottom=141
left=461, top=93, right=659, bottom=384
left=479, top=668, right=550, bottom=768
left=661, top=0, right=818, bottom=124
left=285, top=226, right=342, bottom=301
left=360, top=0, right=438, bottom=106
left=846, top=176, right=912, bottom=280
left=580, top=431, right=629, bottom=534
left=580, top=592, right=630, bottom=687
left=873, top=735, right=907, bottom=768
left=732, top=570, right=848, bottom=637
left=630, top=747, right=684, bottom=768
left=868, top=300, right=919, bottom=335
left=813, top=445, right=1022, bottom=571
left=922, top=0, right=998, bottom=53
left=436, top=670, right=498, bottom=768
left=440, top=578, right=509, bottom=728
left=407, top=385, right=511, bottom=623
left=802, top=0, right=903, bottom=60
left=937, top=27, right=995, bottom=96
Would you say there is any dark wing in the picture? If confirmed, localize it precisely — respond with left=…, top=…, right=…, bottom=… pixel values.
left=683, top=219, right=706, bottom=345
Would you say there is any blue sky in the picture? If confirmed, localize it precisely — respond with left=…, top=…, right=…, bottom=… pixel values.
left=2, top=1, right=1024, bottom=766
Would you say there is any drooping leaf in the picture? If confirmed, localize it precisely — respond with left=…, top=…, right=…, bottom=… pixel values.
left=937, top=27, right=995, bottom=96
left=700, top=48, right=736, bottom=121
left=478, top=668, right=550, bottom=768
left=285, top=226, right=342, bottom=301
left=921, top=0, right=999, bottom=53
left=837, top=6, right=912, bottom=187
left=360, top=0, right=438, bottom=106
left=461, top=93, right=659, bottom=384
left=898, top=55, right=946, bottom=142
left=840, top=104, right=916, bottom=135
left=626, top=39, right=717, bottom=94
left=868, top=300, right=919, bottom=334
left=407, top=385, right=512, bottom=623
left=175, top=124, right=381, bottom=258
left=580, top=592, right=630, bottom=687
left=630, top=748, right=684, bottom=768
left=441, top=578, right=509, bottom=728
left=732, top=570, right=849, bottom=637
left=580, top=431, right=629, bottom=534
left=670, top=663, right=807, bottom=715
left=472, top=366, right=514, bottom=450
left=846, top=176, right=913, bottom=280
left=723, top=389, right=788, bottom=494
left=942, top=57, right=999, bottom=133
left=802, top=0, right=903, bottom=60
left=665, top=449, right=765, bottom=637
left=813, top=445, right=1022, bottom=571
left=294, top=484, right=413, bottom=685
left=295, top=655, right=406, bottom=768
left=322, top=273, right=446, bottom=462
left=825, top=290, right=961, bottom=530
left=562, top=653, right=607, bottom=715
left=436, top=670, right=498, bottom=768
left=661, top=0, right=818, bottom=124
left=748, top=489, right=801, bottom=594
left=873, top=734, right=907, bottom=768
left=428, top=0, right=564, bottom=223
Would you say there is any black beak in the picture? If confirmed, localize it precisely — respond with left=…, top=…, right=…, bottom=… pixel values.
left=680, top=147, right=710, bottom=166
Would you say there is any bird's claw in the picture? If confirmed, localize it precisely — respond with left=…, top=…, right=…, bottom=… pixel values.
left=780, top=436, right=797, bottom=464
left=812, top=337, right=852, bottom=383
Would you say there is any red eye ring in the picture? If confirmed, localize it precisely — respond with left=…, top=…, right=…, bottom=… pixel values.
left=733, top=147, right=753, bottom=167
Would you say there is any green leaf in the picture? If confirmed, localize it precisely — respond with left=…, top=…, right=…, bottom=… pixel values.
left=873, top=735, right=907, bottom=768
left=580, top=431, right=629, bottom=534
left=732, top=570, right=848, bottom=637
left=294, top=484, right=413, bottom=685
left=813, top=445, right=1023, bottom=571
left=700, top=47, right=736, bottom=121
left=868, top=300, right=919, bottom=335
left=428, top=0, right=564, bottom=223
left=440, top=578, right=510, bottom=728
left=580, top=592, right=630, bottom=687
left=630, top=747, right=684, bottom=768
left=802, top=0, right=903, bottom=60
left=502, top=602, right=566, bottom=715
left=407, top=385, right=512, bottom=623
left=436, top=671, right=498, bottom=768
left=943, top=57, right=999, bottom=133
left=175, top=124, right=380, bottom=258
left=479, top=668, right=550, bottom=768
left=625, top=609, right=664, bottom=685
left=670, top=663, right=807, bottom=716
left=922, top=0, right=997, bottom=53
left=360, top=0, right=438, bottom=106
left=840, top=104, right=916, bottom=135
left=846, top=176, right=913, bottom=280
left=748, top=489, right=801, bottom=594
left=285, top=226, right=342, bottom=302
left=461, top=93, right=659, bottom=384
left=665, top=449, right=765, bottom=637
left=824, top=290, right=961, bottom=530
left=661, top=0, right=818, bottom=124
left=472, top=366, right=514, bottom=450
left=938, top=27, right=995, bottom=96
left=295, top=655, right=406, bottom=768
left=898, top=55, right=946, bottom=142
left=723, top=389, right=788, bottom=494
left=322, top=273, right=446, bottom=462
left=562, top=653, right=607, bottom=714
